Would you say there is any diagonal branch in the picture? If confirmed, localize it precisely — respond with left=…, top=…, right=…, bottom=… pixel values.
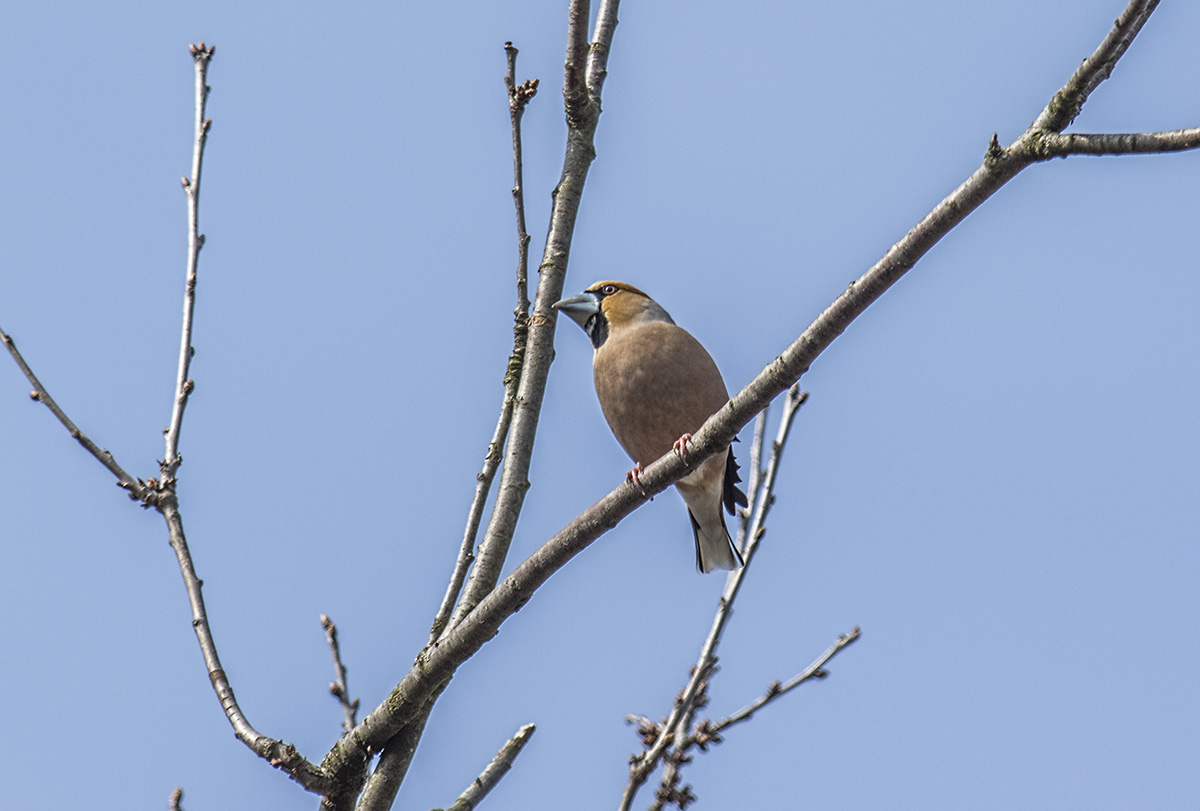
left=327, top=0, right=1194, bottom=778
left=1032, top=0, right=1160, bottom=132
left=441, top=724, right=537, bottom=811
left=1, top=327, right=148, bottom=501
left=160, top=498, right=336, bottom=793
left=711, top=628, right=861, bottom=736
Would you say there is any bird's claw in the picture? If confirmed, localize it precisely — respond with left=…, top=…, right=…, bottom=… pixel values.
left=672, top=433, right=693, bottom=465
left=626, top=463, right=648, bottom=496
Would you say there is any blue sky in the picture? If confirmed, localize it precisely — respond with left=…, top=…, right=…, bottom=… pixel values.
left=2, top=1, right=1198, bottom=809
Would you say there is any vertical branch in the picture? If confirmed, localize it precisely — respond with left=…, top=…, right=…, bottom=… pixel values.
left=446, top=0, right=620, bottom=629
left=358, top=6, right=622, bottom=806
left=738, top=408, right=769, bottom=545
left=162, top=42, right=213, bottom=483
left=585, top=0, right=619, bottom=99
left=428, top=44, right=540, bottom=646
left=322, top=615, right=360, bottom=733
left=505, top=42, right=537, bottom=319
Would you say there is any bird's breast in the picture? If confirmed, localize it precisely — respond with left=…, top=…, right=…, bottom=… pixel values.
left=592, top=321, right=730, bottom=466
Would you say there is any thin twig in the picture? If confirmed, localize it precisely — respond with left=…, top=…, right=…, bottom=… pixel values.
left=620, top=387, right=808, bottom=811
left=638, top=629, right=861, bottom=811
left=322, top=615, right=360, bottom=733
left=441, top=724, right=537, bottom=811
left=505, top=41, right=537, bottom=319
left=0, top=327, right=148, bottom=500
left=162, top=42, right=213, bottom=484
left=712, top=628, right=861, bottom=735
left=428, top=42, right=540, bottom=646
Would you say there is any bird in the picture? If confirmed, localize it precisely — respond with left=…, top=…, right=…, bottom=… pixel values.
left=553, top=280, right=748, bottom=572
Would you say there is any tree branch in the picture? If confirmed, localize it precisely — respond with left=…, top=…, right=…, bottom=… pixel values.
left=350, top=691, right=443, bottom=811
left=1032, top=0, right=1160, bottom=132
left=446, top=0, right=619, bottom=632
left=322, top=615, right=360, bottom=733
left=162, top=42, right=213, bottom=484
left=0, top=326, right=148, bottom=501
left=328, top=0, right=1195, bottom=783
left=711, top=628, right=861, bottom=736
left=1030, top=127, right=1200, bottom=158
left=439, top=724, right=537, bottom=811
left=4, top=40, right=337, bottom=798
left=621, top=388, right=810, bottom=810
left=161, top=498, right=336, bottom=793
left=429, top=42, right=540, bottom=647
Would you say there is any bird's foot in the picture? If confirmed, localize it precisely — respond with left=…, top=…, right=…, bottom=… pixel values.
left=672, top=433, right=693, bottom=465
left=625, top=463, right=648, bottom=496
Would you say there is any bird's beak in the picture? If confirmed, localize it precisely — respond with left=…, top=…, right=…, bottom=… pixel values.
left=552, top=291, right=600, bottom=330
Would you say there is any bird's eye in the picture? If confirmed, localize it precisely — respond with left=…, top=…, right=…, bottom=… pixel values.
left=600, top=284, right=618, bottom=295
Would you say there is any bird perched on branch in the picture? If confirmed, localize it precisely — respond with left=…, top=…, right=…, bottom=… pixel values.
left=553, top=281, right=748, bottom=572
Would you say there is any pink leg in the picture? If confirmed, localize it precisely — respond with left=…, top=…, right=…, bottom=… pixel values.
left=625, top=462, right=647, bottom=495
left=672, top=433, right=693, bottom=464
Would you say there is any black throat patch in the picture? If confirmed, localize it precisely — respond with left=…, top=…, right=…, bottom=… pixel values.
left=586, top=312, right=608, bottom=349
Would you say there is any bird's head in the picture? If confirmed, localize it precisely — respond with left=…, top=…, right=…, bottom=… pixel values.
left=553, top=281, right=675, bottom=349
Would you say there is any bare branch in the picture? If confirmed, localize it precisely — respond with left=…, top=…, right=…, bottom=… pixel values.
left=712, top=628, right=861, bottom=735
left=251, top=1, right=1200, bottom=781
left=159, top=499, right=335, bottom=793
left=0, top=327, right=148, bottom=500
left=162, top=42, right=214, bottom=484
left=429, top=42, right=540, bottom=646
left=362, top=6, right=623, bottom=803
left=157, top=45, right=340, bottom=801
left=446, top=0, right=621, bottom=631
left=562, top=0, right=591, bottom=121
left=585, top=0, right=619, bottom=100
left=620, top=388, right=809, bottom=810
left=440, top=724, right=537, bottom=811
left=1030, top=127, right=1200, bottom=158
left=742, top=407, right=768, bottom=531
left=1033, top=0, right=1160, bottom=132
left=322, top=615, right=360, bottom=733
left=504, top=41, right=538, bottom=321
left=352, top=691, right=444, bottom=811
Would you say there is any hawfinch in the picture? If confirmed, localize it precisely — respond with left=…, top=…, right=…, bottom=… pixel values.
left=553, top=281, right=748, bottom=572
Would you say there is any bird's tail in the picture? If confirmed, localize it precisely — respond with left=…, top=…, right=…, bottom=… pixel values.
left=688, top=508, right=744, bottom=573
